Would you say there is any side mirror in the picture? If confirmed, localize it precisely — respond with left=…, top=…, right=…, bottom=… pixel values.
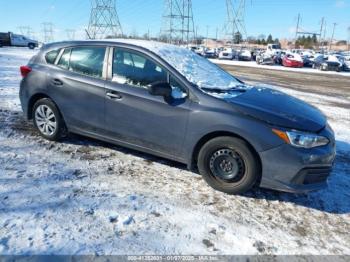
left=148, top=81, right=172, bottom=97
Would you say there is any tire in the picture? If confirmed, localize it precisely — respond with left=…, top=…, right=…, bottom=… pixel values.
left=32, top=98, right=66, bottom=141
left=28, top=43, right=35, bottom=49
left=197, top=136, right=260, bottom=195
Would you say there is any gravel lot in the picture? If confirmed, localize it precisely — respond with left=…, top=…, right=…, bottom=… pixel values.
left=0, top=48, right=349, bottom=255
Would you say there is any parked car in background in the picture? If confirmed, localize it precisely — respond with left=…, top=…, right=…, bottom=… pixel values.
left=238, top=49, right=252, bottom=61
left=256, top=52, right=274, bottom=65
left=0, top=32, right=38, bottom=49
left=335, top=55, right=350, bottom=71
left=218, top=48, right=235, bottom=60
left=273, top=51, right=286, bottom=65
left=19, top=39, right=336, bottom=194
left=312, top=55, right=342, bottom=72
left=202, top=48, right=217, bottom=58
left=299, top=51, right=315, bottom=67
left=282, top=53, right=304, bottom=68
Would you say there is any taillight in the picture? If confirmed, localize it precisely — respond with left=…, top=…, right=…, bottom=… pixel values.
left=20, top=66, right=32, bottom=78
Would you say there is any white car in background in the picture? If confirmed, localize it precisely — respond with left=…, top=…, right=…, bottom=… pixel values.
left=218, top=48, right=236, bottom=60
left=238, top=49, right=252, bottom=61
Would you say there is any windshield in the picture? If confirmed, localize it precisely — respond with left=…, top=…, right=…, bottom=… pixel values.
left=150, top=44, right=242, bottom=90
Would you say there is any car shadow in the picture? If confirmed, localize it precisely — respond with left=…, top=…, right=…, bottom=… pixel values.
left=62, top=133, right=190, bottom=171
left=63, top=134, right=350, bottom=215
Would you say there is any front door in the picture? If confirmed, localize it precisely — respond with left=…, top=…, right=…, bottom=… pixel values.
left=104, top=47, right=191, bottom=160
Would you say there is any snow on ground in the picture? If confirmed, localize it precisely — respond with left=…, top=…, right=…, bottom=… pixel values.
left=0, top=47, right=349, bottom=255
left=211, top=59, right=350, bottom=77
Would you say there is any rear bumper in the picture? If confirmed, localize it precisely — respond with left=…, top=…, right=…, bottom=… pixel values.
left=258, top=125, right=336, bottom=193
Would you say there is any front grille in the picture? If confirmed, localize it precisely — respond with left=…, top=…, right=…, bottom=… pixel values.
left=327, top=65, right=340, bottom=71
left=293, top=167, right=332, bottom=185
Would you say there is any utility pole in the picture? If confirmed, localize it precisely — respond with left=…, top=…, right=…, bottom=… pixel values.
left=319, top=17, right=325, bottom=49
left=223, top=0, right=247, bottom=45
left=329, top=23, right=337, bottom=51
left=42, top=22, right=54, bottom=43
left=295, top=13, right=301, bottom=41
left=161, top=0, right=195, bottom=45
left=87, top=0, right=123, bottom=39
left=348, top=26, right=350, bottom=51
left=206, top=25, right=209, bottom=47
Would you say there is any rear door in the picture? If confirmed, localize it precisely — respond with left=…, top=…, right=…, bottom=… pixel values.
left=104, top=47, right=191, bottom=160
left=47, top=45, right=108, bottom=134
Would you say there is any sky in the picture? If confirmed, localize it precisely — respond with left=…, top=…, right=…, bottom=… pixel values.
left=0, top=0, right=349, bottom=42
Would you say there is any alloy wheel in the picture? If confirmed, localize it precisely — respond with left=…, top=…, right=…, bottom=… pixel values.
left=35, top=105, right=57, bottom=136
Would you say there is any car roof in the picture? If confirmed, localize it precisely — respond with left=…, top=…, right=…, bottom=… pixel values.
left=43, top=39, right=172, bottom=52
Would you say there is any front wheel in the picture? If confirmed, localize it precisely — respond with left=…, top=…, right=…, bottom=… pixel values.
left=197, top=137, right=260, bottom=194
left=33, top=98, right=66, bottom=141
left=28, top=43, right=35, bottom=49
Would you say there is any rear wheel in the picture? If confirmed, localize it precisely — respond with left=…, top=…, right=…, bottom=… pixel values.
left=33, top=98, right=66, bottom=141
left=198, top=137, right=260, bottom=194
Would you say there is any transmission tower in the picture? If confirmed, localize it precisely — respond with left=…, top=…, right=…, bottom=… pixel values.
left=87, top=0, right=123, bottom=39
left=161, top=0, right=195, bottom=45
left=18, top=26, right=36, bottom=40
left=65, top=29, right=76, bottom=40
left=42, top=22, right=54, bottom=43
left=295, top=14, right=323, bottom=39
left=223, top=0, right=247, bottom=44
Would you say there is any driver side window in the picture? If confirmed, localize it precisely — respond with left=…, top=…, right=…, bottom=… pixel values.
left=112, top=48, right=167, bottom=89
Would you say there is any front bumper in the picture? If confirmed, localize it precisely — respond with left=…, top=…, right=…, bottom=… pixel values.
left=258, top=125, right=336, bottom=193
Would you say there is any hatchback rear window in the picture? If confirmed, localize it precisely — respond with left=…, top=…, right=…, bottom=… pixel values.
left=45, top=49, right=60, bottom=64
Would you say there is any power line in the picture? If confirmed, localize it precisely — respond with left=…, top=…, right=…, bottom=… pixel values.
left=87, top=0, right=123, bottom=39
left=161, top=0, right=195, bottom=45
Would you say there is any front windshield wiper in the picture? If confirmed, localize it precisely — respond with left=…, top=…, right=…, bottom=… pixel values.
left=201, top=86, right=247, bottom=93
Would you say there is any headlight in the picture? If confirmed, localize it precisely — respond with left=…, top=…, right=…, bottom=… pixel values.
left=272, top=129, right=329, bottom=149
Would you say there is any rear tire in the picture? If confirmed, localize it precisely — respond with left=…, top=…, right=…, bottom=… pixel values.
left=32, top=98, right=66, bottom=141
left=197, top=137, right=260, bottom=195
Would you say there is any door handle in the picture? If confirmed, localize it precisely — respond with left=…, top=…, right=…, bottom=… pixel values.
left=106, top=91, right=122, bottom=100
left=52, top=79, right=63, bottom=86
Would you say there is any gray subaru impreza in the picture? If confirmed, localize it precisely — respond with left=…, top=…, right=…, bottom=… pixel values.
left=19, top=40, right=336, bottom=194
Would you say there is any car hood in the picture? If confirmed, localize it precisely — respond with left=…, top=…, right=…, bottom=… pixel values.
left=224, top=86, right=327, bottom=132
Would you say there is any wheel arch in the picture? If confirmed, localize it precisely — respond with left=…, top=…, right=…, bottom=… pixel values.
left=190, top=131, right=262, bottom=178
left=27, top=93, right=59, bottom=120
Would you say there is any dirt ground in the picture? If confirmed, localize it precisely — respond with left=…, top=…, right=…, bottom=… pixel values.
left=220, top=65, right=350, bottom=100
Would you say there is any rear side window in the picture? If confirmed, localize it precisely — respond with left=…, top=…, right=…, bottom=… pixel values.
left=45, top=49, right=60, bottom=64
left=69, top=47, right=106, bottom=78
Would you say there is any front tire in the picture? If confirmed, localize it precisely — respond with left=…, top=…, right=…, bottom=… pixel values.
left=32, top=98, right=66, bottom=141
left=28, top=43, right=35, bottom=49
left=197, top=137, right=260, bottom=194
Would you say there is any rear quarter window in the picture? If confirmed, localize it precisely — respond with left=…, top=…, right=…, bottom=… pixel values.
left=45, top=49, right=60, bottom=64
